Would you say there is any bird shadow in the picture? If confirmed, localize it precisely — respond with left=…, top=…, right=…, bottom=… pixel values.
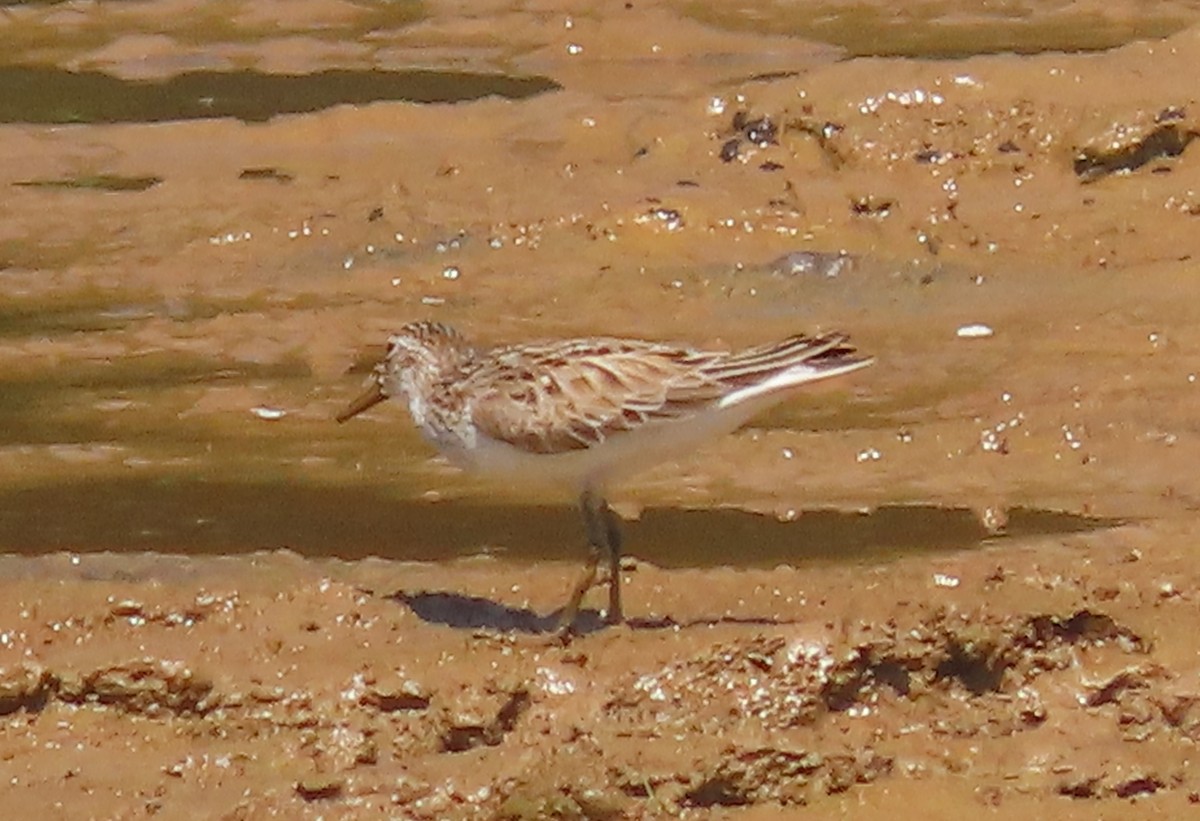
left=386, top=589, right=602, bottom=635
left=386, top=589, right=799, bottom=636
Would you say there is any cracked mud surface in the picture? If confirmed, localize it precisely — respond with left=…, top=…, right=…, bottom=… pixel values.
left=5, top=0, right=1200, bottom=817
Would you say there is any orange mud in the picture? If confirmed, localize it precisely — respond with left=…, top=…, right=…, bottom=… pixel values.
left=3, top=0, right=1200, bottom=817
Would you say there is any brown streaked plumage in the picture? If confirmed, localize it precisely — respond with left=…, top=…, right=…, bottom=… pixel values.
left=338, top=321, right=873, bottom=637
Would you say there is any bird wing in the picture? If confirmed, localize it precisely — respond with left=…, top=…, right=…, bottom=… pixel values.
left=467, top=333, right=870, bottom=455
left=467, top=339, right=727, bottom=454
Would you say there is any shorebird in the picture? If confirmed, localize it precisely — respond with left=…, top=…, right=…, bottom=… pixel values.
left=337, top=321, right=873, bottom=636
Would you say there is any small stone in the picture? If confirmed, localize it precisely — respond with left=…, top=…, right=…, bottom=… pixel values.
left=295, top=776, right=344, bottom=801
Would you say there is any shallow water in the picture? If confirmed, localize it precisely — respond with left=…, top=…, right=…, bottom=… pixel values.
left=0, top=475, right=1113, bottom=565
left=687, top=1, right=1195, bottom=57
left=1, top=0, right=1199, bottom=562
left=0, top=66, right=560, bottom=124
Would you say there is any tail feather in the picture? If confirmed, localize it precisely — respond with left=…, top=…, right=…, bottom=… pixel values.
left=703, top=333, right=865, bottom=384
left=706, top=332, right=873, bottom=408
left=727, top=334, right=844, bottom=368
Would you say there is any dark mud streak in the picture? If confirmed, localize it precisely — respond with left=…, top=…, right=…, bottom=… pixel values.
left=0, top=66, right=561, bottom=125
left=686, top=4, right=1191, bottom=58
left=13, top=175, right=162, bottom=192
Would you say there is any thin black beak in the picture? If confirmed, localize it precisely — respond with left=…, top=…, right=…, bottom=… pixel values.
left=336, top=383, right=386, bottom=423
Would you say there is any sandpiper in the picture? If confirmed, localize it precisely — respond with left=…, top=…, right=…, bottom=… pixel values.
left=337, top=321, right=873, bottom=635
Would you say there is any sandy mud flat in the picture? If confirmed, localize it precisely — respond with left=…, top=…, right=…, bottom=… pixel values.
left=4, top=0, right=1200, bottom=817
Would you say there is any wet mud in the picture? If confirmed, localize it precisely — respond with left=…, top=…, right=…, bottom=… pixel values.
left=4, top=0, right=1200, bottom=817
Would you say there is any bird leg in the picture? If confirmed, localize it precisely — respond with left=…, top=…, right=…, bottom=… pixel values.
left=556, top=541, right=600, bottom=638
left=557, top=490, right=624, bottom=637
left=600, top=500, right=623, bottom=625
